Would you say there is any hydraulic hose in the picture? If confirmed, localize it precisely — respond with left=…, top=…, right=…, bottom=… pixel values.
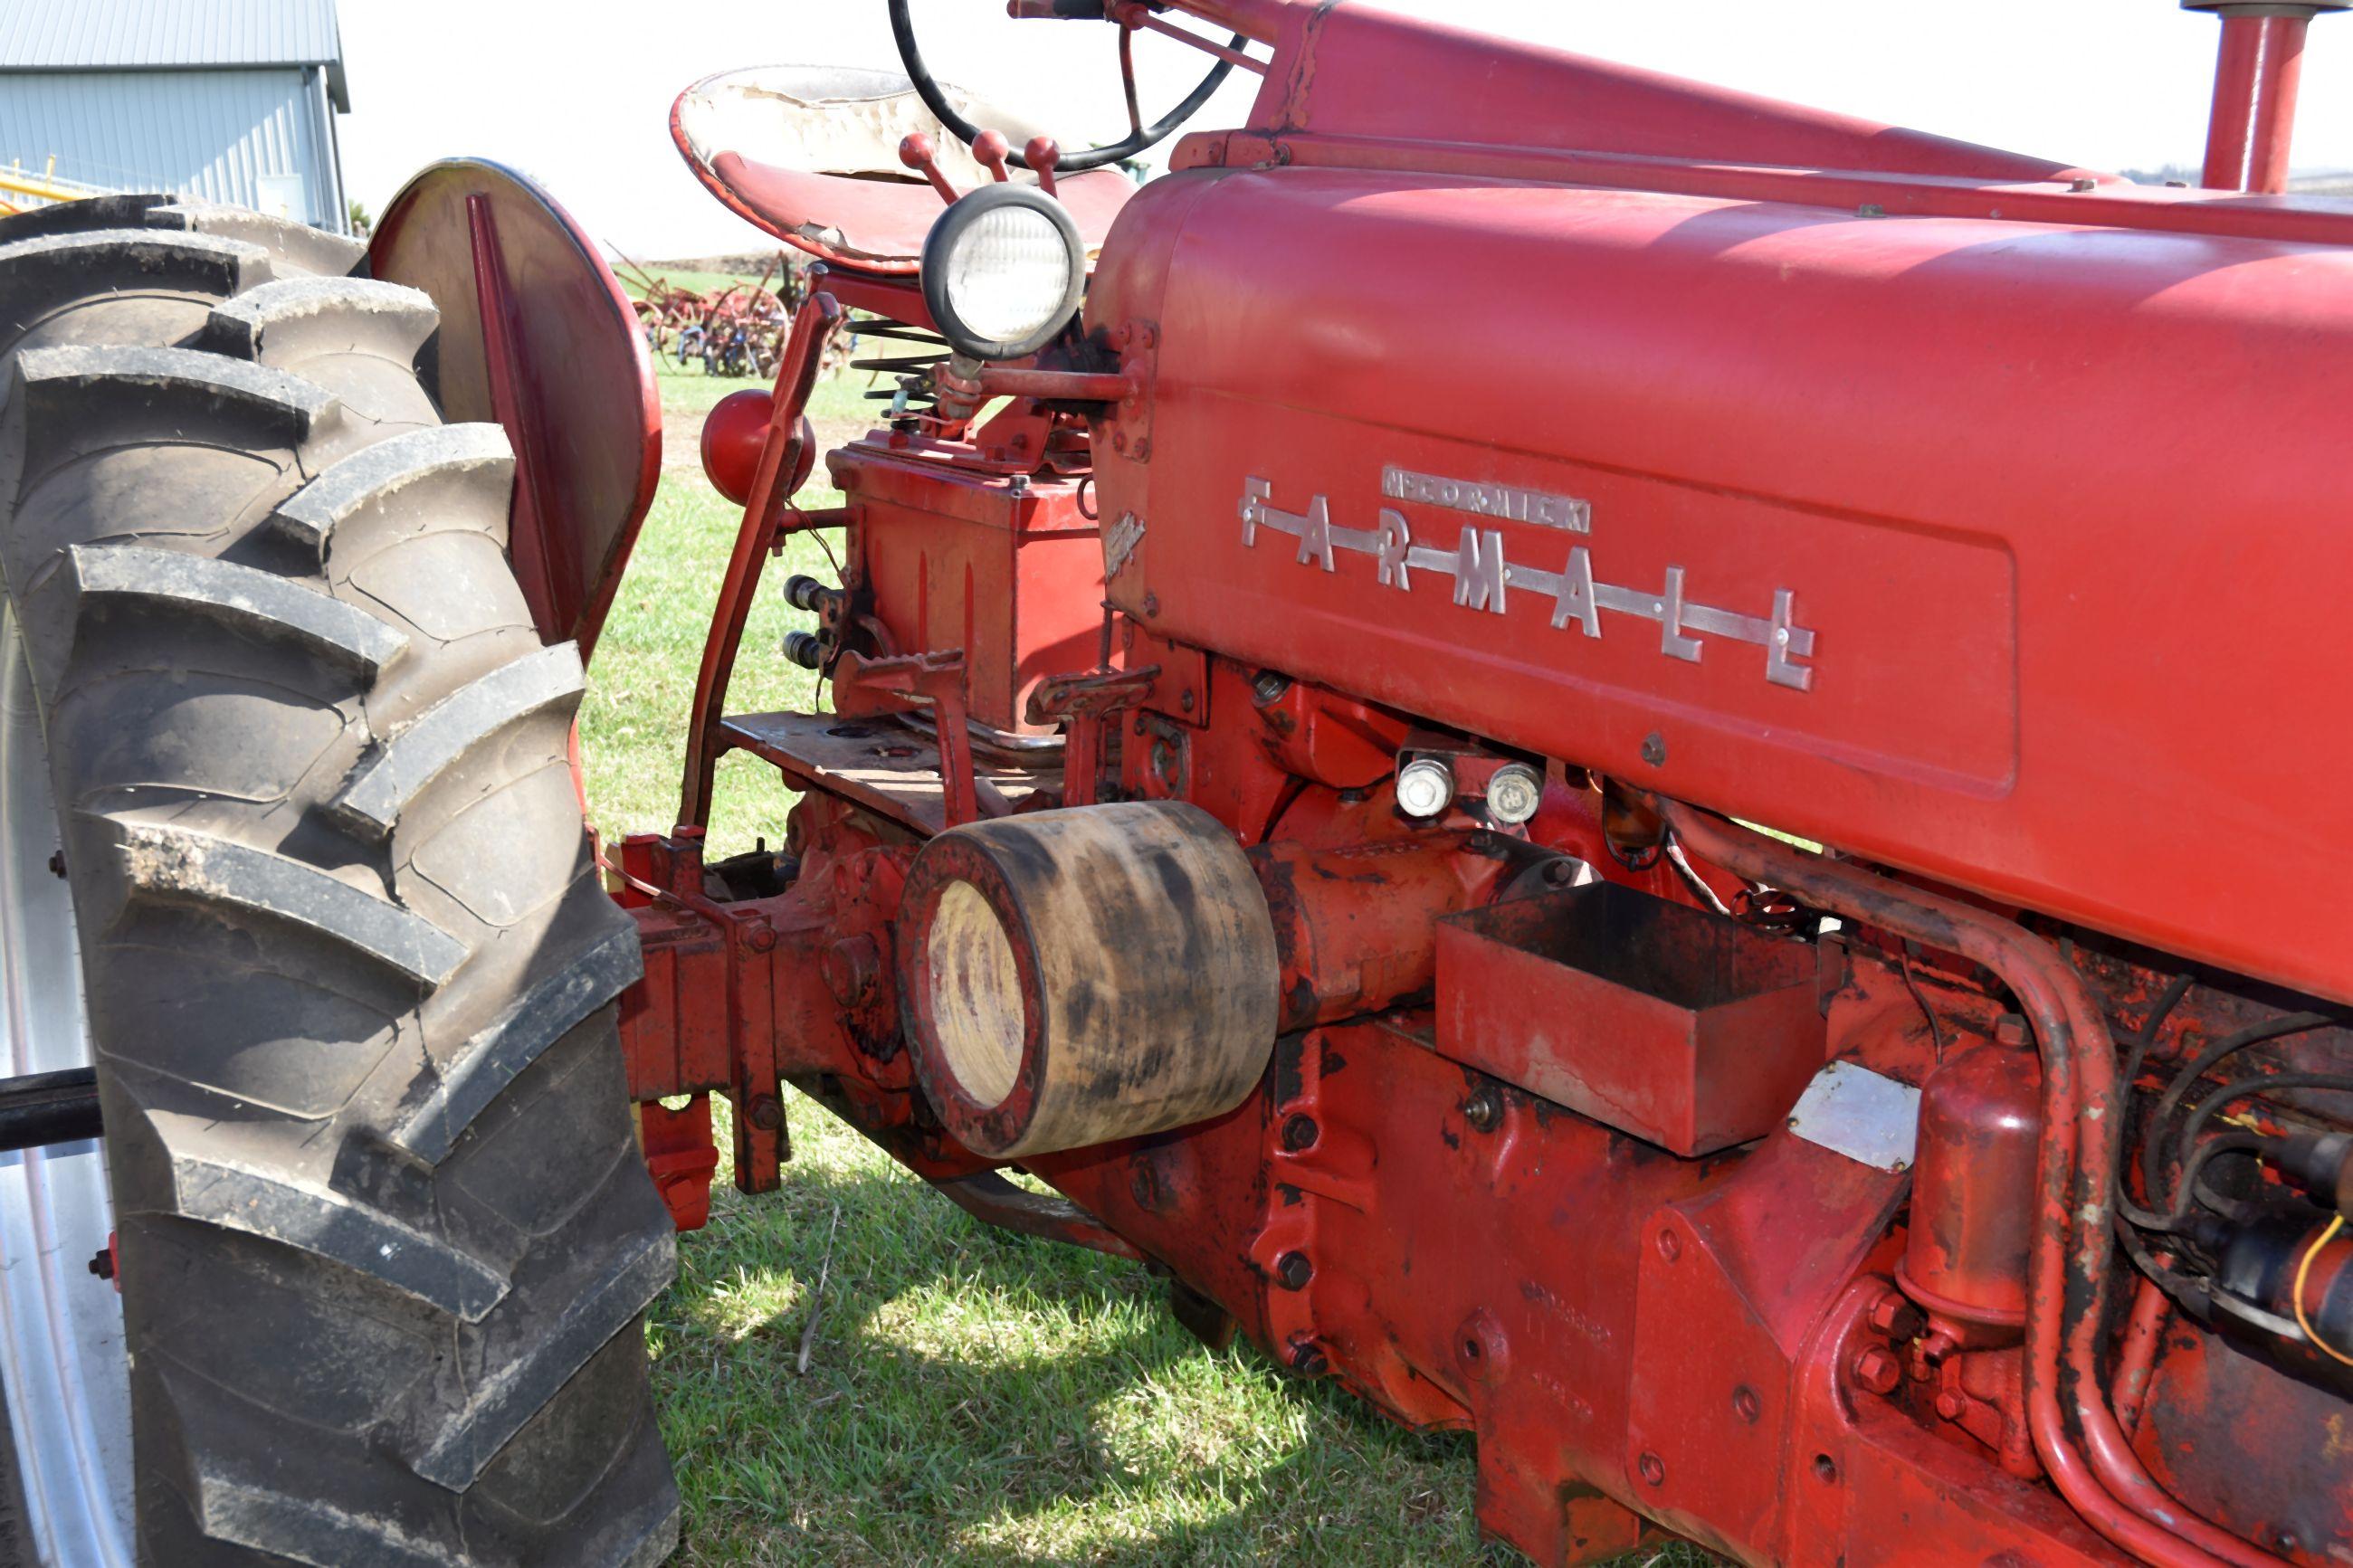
left=1649, top=797, right=2283, bottom=1568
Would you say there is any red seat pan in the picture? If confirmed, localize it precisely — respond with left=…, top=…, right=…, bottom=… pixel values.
left=671, top=65, right=1137, bottom=275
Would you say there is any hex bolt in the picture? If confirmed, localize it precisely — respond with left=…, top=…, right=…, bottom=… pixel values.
left=1868, top=1292, right=1926, bottom=1342
left=1290, top=1341, right=1329, bottom=1375
left=1638, top=1452, right=1666, bottom=1487
left=1281, top=1113, right=1319, bottom=1152
left=1853, top=1345, right=1902, bottom=1396
left=1485, top=762, right=1543, bottom=825
left=1462, top=1083, right=1503, bottom=1134
left=87, top=1245, right=114, bottom=1281
left=746, top=1095, right=786, bottom=1132
left=1396, top=755, right=1454, bottom=819
left=739, top=922, right=778, bottom=955
left=1640, top=732, right=1668, bottom=767
left=1274, top=1250, right=1313, bottom=1291
left=1252, top=670, right=1291, bottom=705
left=47, top=850, right=65, bottom=879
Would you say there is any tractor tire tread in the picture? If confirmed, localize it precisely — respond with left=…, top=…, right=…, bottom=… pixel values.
left=0, top=197, right=676, bottom=1566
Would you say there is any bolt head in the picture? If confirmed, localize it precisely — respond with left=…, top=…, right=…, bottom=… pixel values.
left=1853, top=1345, right=1902, bottom=1396
left=1280, top=1113, right=1319, bottom=1153
left=1485, top=762, right=1543, bottom=825
left=1868, top=1293, right=1925, bottom=1342
left=747, top=1095, right=785, bottom=1133
left=1274, top=1250, right=1312, bottom=1291
left=1462, top=1084, right=1503, bottom=1134
left=1396, top=756, right=1454, bottom=819
left=1640, top=732, right=1668, bottom=767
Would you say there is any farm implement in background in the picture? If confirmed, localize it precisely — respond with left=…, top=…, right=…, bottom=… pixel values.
left=613, top=247, right=810, bottom=377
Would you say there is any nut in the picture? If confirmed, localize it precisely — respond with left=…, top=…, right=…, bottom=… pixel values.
left=1853, top=1345, right=1902, bottom=1395
left=1867, top=1292, right=1925, bottom=1342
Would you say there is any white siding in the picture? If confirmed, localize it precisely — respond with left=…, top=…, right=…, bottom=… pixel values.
left=0, top=2, right=340, bottom=75
left=0, top=68, right=338, bottom=228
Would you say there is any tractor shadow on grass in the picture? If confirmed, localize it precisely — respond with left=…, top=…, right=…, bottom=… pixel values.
left=648, top=1100, right=1707, bottom=1568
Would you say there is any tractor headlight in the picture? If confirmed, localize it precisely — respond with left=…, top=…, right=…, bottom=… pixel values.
left=920, top=185, right=1086, bottom=361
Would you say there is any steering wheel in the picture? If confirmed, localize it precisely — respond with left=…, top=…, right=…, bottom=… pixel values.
left=887, top=0, right=1246, bottom=173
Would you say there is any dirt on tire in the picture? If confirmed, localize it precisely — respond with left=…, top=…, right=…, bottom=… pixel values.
left=0, top=195, right=679, bottom=1567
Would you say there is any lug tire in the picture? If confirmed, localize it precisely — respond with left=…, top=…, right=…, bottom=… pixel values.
left=0, top=195, right=678, bottom=1566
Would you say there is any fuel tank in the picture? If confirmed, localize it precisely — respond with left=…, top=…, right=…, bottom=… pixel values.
left=1086, top=155, right=2353, bottom=1005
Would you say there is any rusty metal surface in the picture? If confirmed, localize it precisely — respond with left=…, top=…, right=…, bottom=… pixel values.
left=1436, top=882, right=1824, bottom=1156
left=719, top=710, right=1059, bottom=836
left=609, top=4, right=2353, bottom=1563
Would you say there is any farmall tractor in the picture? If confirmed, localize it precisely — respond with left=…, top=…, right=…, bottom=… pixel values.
left=0, top=1, right=2349, bottom=1564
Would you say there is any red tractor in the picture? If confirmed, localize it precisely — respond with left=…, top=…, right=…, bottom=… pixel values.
left=1, top=3, right=2349, bottom=1563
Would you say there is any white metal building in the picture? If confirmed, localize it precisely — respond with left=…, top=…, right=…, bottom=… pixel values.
left=0, top=0, right=350, bottom=233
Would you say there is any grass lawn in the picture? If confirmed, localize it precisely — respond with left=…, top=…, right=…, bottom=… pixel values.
left=586, top=358, right=1704, bottom=1566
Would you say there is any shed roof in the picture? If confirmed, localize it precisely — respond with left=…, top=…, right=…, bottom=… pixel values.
left=0, top=1, right=347, bottom=109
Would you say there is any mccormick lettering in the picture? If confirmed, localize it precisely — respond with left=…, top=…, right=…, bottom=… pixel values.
left=1379, top=466, right=1592, bottom=533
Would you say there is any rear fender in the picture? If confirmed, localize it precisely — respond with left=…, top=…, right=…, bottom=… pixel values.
left=371, top=157, right=661, bottom=662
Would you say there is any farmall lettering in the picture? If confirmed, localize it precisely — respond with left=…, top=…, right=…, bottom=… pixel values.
left=1237, top=467, right=1818, bottom=690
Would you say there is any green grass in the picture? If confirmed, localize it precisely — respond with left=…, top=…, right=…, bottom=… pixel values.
left=590, top=362, right=1707, bottom=1566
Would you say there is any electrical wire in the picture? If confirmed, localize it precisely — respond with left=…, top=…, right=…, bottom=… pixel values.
left=2171, top=1072, right=2353, bottom=1202
left=2292, top=1214, right=2353, bottom=1367
left=2144, top=1009, right=2333, bottom=1217
left=2114, top=1131, right=2271, bottom=1232
left=2116, top=972, right=2194, bottom=1201
left=1896, top=938, right=1948, bottom=1064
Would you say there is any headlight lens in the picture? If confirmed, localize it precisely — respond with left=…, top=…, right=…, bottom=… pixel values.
left=921, top=185, right=1086, bottom=360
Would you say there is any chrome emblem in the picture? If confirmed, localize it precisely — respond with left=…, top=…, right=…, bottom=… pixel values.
left=1239, top=473, right=1815, bottom=691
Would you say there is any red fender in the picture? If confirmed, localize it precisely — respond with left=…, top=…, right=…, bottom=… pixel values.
left=370, top=157, right=662, bottom=662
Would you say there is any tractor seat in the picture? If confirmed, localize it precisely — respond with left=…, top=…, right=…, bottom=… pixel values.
left=672, top=66, right=1138, bottom=275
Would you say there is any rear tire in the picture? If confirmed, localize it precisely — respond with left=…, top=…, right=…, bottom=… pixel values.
left=0, top=198, right=678, bottom=1566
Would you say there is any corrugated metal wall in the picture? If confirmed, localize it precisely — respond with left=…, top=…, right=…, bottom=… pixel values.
left=0, top=68, right=335, bottom=227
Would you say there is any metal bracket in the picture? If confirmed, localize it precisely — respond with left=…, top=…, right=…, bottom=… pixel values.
left=1026, top=663, right=1161, bottom=806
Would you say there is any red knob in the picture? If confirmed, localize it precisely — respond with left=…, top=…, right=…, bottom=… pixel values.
left=972, top=128, right=1013, bottom=183
left=1024, top=135, right=1062, bottom=195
